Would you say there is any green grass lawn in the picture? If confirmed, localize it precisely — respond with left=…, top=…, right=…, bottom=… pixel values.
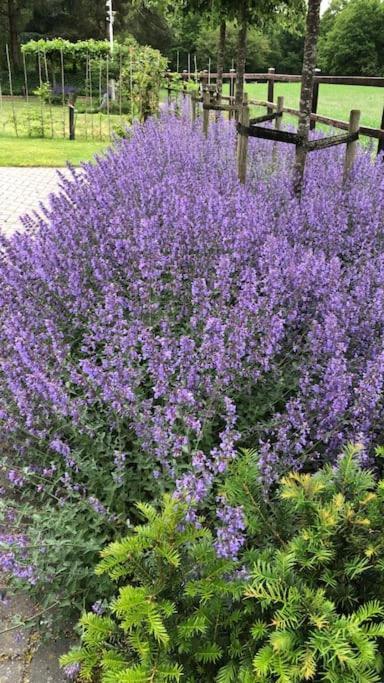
left=0, top=96, right=121, bottom=166
left=225, top=81, right=384, bottom=136
left=0, top=83, right=382, bottom=166
left=0, top=137, right=110, bottom=166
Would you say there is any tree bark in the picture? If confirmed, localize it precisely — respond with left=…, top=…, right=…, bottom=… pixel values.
left=294, top=0, right=322, bottom=194
left=7, top=0, right=20, bottom=67
left=235, top=0, right=248, bottom=107
left=216, top=18, right=226, bottom=96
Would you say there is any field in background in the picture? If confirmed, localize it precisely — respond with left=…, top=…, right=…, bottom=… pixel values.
left=0, top=82, right=382, bottom=166
left=233, top=81, right=383, bottom=131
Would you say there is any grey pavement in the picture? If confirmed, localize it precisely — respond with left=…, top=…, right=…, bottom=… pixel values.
left=0, top=588, right=70, bottom=682
left=0, top=168, right=69, bottom=236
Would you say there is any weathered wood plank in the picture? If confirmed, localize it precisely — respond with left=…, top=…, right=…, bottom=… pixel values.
left=343, top=110, right=361, bottom=182
left=237, top=94, right=250, bottom=183
left=175, top=72, right=384, bottom=87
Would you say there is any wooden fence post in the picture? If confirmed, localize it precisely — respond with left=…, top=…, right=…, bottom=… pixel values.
left=166, top=70, right=172, bottom=107
left=203, top=88, right=211, bottom=136
left=378, top=106, right=384, bottom=157
left=343, top=109, right=360, bottom=182
left=191, top=93, right=197, bottom=124
left=267, top=67, right=275, bottom=114
left=272, top=95, right=284, bottom=165
left=68, top=92, right=76, bottom=140
left=229, top=68, right=236, bottom=120
left=182, top=70, right=188, bottom=99
left=201, top=70, right=208, bottom=94
left=310, top=68, right=321, bottom=130
left=237, top=93, right=250, bottom=184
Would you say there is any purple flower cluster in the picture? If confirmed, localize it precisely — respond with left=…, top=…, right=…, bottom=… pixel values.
left=0, top=531, right=36, bottom=584
left=215, top=497, right=246, bottom=560
left=62, top=662, right=80, bottom=680
left=0, top=112, right=383, bottom=561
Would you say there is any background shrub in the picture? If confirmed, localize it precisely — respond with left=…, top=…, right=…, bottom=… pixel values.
left=61, top=446, right=384, bottom=682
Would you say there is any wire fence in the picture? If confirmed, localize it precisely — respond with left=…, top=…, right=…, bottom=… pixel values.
left=0, top=45, right=134, bottom=141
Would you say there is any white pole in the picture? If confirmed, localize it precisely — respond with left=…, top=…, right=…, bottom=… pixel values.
left=106, top=0, right=114, bottom=52
left=106, top=0, right=116, bottom=100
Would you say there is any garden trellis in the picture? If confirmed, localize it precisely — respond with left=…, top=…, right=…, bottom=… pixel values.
left=0, top=39, right=166, bottom=142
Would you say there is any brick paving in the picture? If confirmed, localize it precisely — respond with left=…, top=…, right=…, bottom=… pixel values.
left=0, top=168, right=70, bottom=236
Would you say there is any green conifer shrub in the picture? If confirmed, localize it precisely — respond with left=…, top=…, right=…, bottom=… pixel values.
left=61, top=445, right=384, bottom=682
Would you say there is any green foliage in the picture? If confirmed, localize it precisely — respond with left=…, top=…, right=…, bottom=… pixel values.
left=33, top=81, right=52, bottom=103
left=1, top=407, right=169, bottom=630
left=62, top=445, right=384, bottom=682
left=119, top=44, right=168, bottom=120
left=194, top=21, right=272, bottom=72
left=318, top=0, right=384, bottom=75
left=21, top=36, right=167, bottom=122
left=166, top=4, right=305, bottom=73
left=22, top=38, right=113, bottom=60
left=61, top=495, right=253, bottom=682
left=0, top=495, right=114, bottom=634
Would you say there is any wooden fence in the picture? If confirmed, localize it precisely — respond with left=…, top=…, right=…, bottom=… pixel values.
left=167, top=69, right=384, bottom=157
left=166, top=77, right=383, bottom=190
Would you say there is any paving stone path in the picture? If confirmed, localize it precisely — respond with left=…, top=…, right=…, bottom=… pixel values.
left=0, top=167, right=70, bottom=236
left=0, top=168, right=75, bottom=681
left=0, top=590, right=71, bottom=682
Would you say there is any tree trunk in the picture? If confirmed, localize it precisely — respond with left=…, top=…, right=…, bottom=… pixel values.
left=7, top=0, right=20, bottom=67
left=294, top=0, right=322, bottom=194
left=216, top=18, right=226, bottom=96
left=235, top=0, right=247, bottom=107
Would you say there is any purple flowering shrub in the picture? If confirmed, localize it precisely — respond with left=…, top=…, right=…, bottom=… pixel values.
left=0, top=112, right=384, bottom=620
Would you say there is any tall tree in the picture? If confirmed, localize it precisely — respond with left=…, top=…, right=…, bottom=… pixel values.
left=0, top=0, right=33, bottom=66
left=7, top=0, right=19, bottom=64
left=216, top=17, right=226, bottom=94
left=318, top=0, right=384, bottom=75
left=235, top=0, right=247, bottom=105
left=294, top=0, right=322, bottom=193
left=219, top=0, right=305, bottom=106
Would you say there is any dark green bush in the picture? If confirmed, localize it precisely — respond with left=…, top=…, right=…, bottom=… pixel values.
left=61, top=445, right=384, bottom=682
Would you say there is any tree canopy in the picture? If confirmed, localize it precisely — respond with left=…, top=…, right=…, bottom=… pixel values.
left=1, top=0, right=383, bottom=77
left=318, top=0, right=384, bottom=75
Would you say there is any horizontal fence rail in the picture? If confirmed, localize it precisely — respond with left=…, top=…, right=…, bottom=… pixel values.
left=248, top=99, right=384, bottom=142
left=167, top=68, right=384, bottom=150
left=177, top=72, right=384, bottom=88
left=194, top=86, right=365, bottom=188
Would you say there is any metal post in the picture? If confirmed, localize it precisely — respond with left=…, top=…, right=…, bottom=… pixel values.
left=106, top=0, right=116, bottom=100
left=106, top=0, right=114, bottom=52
